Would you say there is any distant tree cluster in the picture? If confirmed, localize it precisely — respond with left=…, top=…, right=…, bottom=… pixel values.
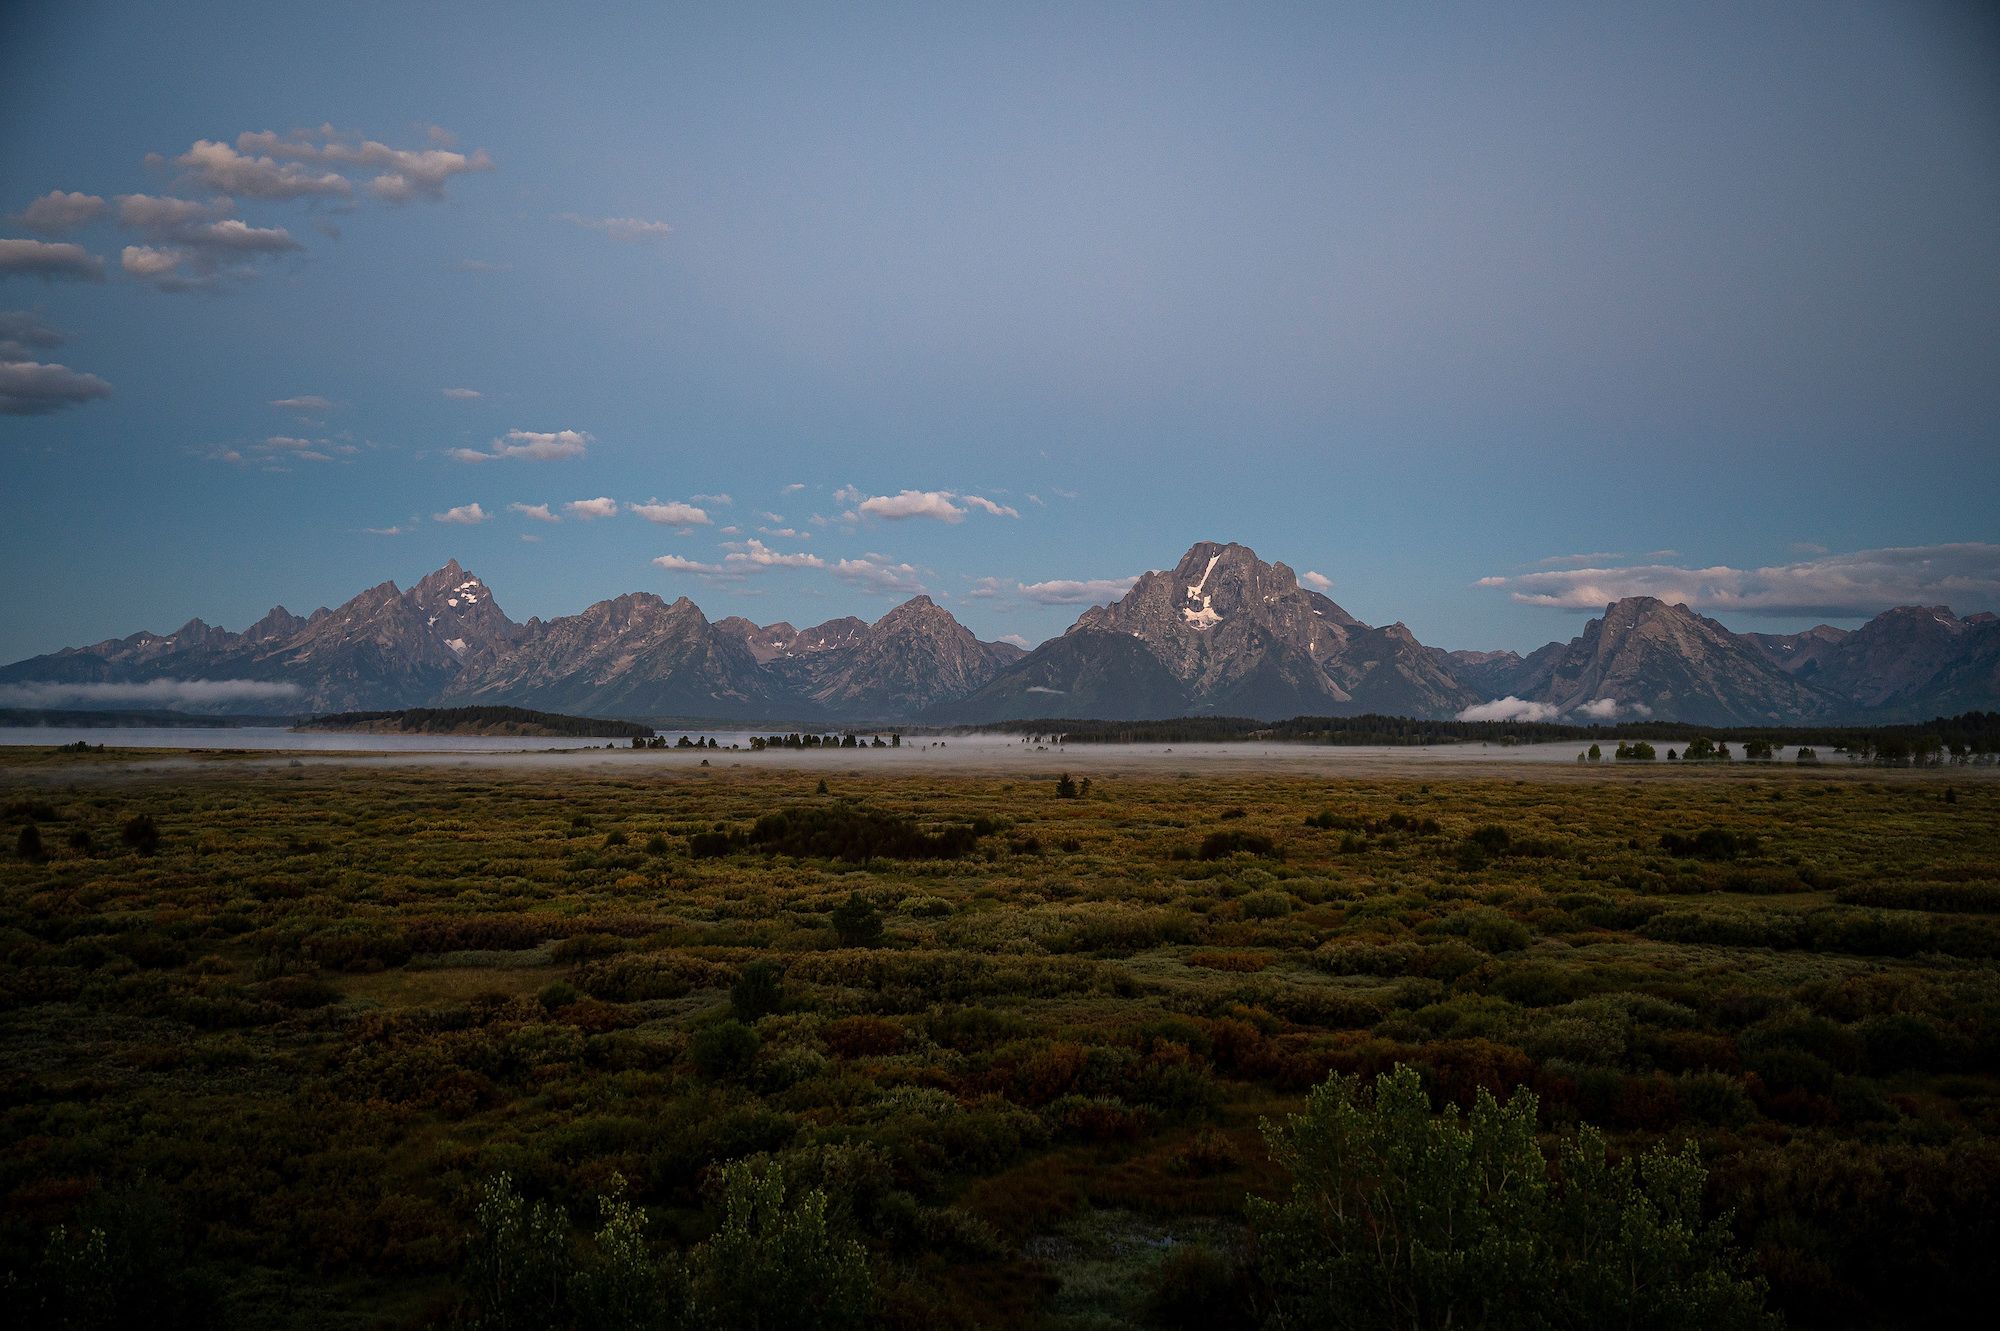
left=968, top=710, right=2000, bottom=759
left=302, top=706, right=653, bottom=738
left=748, top=733, right=899, bottom=750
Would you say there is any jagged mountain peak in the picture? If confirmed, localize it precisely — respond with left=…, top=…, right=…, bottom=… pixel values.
left=957, top=540, right=1473, bottom=721
left=872, top=594, right=954, bottom=630
left=407, top=559, right=481, bottom=604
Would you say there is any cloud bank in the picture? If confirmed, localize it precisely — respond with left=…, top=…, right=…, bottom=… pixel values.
left=849, top=489, right=1021, bottom=523
left=20, top=191, right=105, bottom=232
left=628, top=500, right=710, bottom=527
left=1477, top=544, right=2000, bottom=617
left=0, top=678, right=303, bottom=708
left=0, top=238, right=105, bottom=281
left=0, top=359, right=112, bottom=415
left=1018, top=575, right=1141, bottom=605
left=1455, top=696, right=1562, bottom=723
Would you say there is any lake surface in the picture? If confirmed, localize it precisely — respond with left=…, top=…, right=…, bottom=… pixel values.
left=0, top=725, right=645, bottom=752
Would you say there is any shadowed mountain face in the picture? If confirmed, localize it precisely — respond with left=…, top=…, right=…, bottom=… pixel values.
left=1780, top=607, right=2000, bottom=715
left=1513, top=597, right=1839, bottom=727
left=443, top=593, right=780, bottom=717
left=4, top=551, right=1997, bottom=722
left=942, top=542, right=1481, bottom=721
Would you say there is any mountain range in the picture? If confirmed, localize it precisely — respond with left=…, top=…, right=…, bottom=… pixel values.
left=4, top=544, right=1995, bottom=725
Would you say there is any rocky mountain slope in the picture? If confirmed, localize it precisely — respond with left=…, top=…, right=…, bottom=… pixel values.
left=940, top=542, right=1481, bottom=721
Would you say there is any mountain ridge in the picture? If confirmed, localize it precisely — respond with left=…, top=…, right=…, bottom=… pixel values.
left=4, top=543, right=1995, bottom=724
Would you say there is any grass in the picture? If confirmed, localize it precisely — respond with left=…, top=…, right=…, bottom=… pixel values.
left=1, top=754, right=1997, bottom=1327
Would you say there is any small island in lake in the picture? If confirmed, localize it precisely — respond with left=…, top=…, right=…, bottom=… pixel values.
left=294, top=706, right=654, bottom=739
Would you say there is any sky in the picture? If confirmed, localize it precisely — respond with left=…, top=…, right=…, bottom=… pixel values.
left=2, top=0, right=1997, bottom=665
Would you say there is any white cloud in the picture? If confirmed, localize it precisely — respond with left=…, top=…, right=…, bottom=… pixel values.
left=561, top=213, right=672, bottom=242
left=116, top=220, right=297, bottom=291
left=509, top=502, right=558, bottom=523
left=227, top=126, right=494, bottom=202
left=997, top=633, right=1031, bottom=649
left=442, top=386, right=481, bottom=400
left=1477, top=543, right=2000, bottom=617
left=1018, top=575, right=1140, bottom=605
left=841, top=488, right=1021, bottom=523
left=434, top=502, right=490, bottom=525
left=20, top=191, right=105, bottom=232
left=834, top=555, right=926, bottom=595
left=628, top=500, right=711, bottom=527
left=0, top=238, right=106, bottom=281
left=1456, top=696, right=1562, bottom=723
left=691, top=492, right=732, bottom=506
left=724, top=538, right=824, bottom=570
left=120, top=244, right=193, bottom=288
left=1573, top=698, right=1622, bottom=720
left=452, top=428, right=592, bottom=462
left=177, top=139, right=351, bottom=199
left=270, top=395, right=333, bottom=412
left=1300, top=570, right=1334, bottom=591
left=112, top=196, right=298, bottom=290
left=564, top=497, right=619, bottom=520
left=782, top=482, right=805, bottom=493
left=186, top=218, right=296, bottom=253
left=964, top=577, right=1008, bottom=599
left=365, top=524, right=411, bottom=536
left=0, top=359, right=112, bottom=415
left=652, top=554, right=723, bottom=574
left=0, top=678, right=303, bottom=708
left=858, top=489, right=965, bottom=522
left=116, top=194, right=224, bottom=229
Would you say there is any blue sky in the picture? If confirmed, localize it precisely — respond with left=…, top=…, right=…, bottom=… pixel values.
left=3, top=0, right=1997, bottom=663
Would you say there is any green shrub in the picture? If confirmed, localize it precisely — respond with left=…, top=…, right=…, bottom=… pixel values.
left=1251, top=1064, right=1777, bottom=1330
left=690, top=1020, right=762, bottom=1080
left=120, top=814, right=160, bottom=856
left=682, top=1160, right=873, bottom=1329
left=730, top=960, right=785, bottom=1020
left=692, top=804, right=987, bottom=863
left=1198, top=830, right=1280, bottom=860
left=1660, top=829, right=1759, bottom=861
left=830, top=893, right=885, bottom=948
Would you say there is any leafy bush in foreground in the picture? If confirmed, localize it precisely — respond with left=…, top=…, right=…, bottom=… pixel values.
left=1251, top=1063, right=1777, bottom=1330
left=456, top=1163, right=870, bottom=1331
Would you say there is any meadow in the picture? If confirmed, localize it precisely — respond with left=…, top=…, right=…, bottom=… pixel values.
left=2, top=750, right=1996, bottom=1328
